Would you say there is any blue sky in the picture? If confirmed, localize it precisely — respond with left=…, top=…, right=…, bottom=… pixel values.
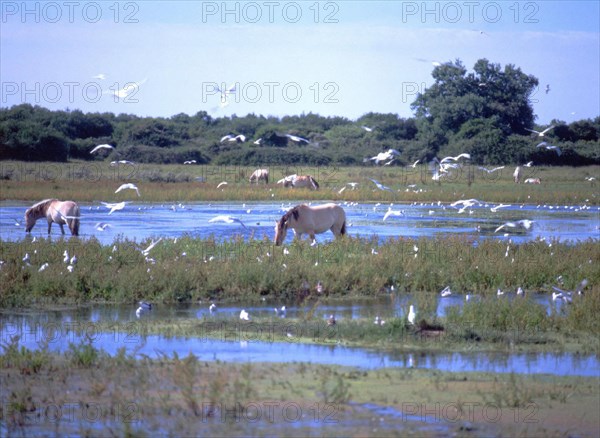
left=1, top=1, right=599, bottom=124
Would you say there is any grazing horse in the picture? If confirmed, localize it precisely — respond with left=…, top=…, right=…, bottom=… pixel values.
left=25, top=199, right=80, bottom=236
left=249, top=168, right=269, bottom=184
left=524, top=178, right=541, bottom=184
left=278, top=175, right=319, bottom=190
left=274, top=203, right=346, bottom=246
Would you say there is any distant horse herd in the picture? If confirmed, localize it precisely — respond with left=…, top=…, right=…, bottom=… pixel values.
left=23, top=165, right=543, bottom=243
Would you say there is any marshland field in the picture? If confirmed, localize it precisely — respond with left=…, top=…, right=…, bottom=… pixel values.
left=1, top=162, right=599, bottom=437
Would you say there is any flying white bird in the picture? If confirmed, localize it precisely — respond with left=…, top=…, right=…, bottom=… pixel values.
left=285, top=134, right=310, bottom=144
left=494, top=219, right=534, bottom=233
left=369, top=149, right=400, bottom=165
left=105, top=78, right=147, bottom=99
left=552, top=279, right=588, bottom=297
left=141, top=238, right=162, bottom=256
left=101, top=201, right=127, bottom=215
left=208, top=215, right=246, bottom=228
left=490, top=203, right=511, bottom=213
left=440, top=153, right=470, bottom=164
left=253, top=138, right=263, bottom=145
left=95, top=222, right=112, bottom=231
left=115, top=183, right=140, bottom=197
left=361, top=126, right=374, bottom=132
left=524, top=161, right=534, bottom=167
left=440, top=286, right=452, bottom=297
left=90, top=144, right=114, bottom=154
left=183, top=160, right=197, bottom=164
left=526, top=125, right=555, bottom=137
left=383, top=208, right=404, bottom=221
left=478, top=166, right=505, bottom=173
left=370, top=179, right=392, bottom=191
left=537, top=143, right=562, bottom=155
left=410, top=159, right=420, bottom=168
left=92, top=73, right=106, bottom=80
left=110, top=160, right=135, bottom=166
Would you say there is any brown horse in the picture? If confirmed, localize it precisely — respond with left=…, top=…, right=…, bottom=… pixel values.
left=278, top=175, right=319, bottom=190
left=25, top=199, right=80, bottom=236
left=274, top=203, right=346, bottom=246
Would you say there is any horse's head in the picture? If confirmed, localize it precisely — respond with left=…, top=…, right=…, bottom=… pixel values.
left=274, top=217, right=288, bottom=246
left=24, top=208, right=35, bottom=232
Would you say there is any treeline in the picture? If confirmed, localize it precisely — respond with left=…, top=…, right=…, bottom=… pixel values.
left=1, top=60, right=598, bottom=166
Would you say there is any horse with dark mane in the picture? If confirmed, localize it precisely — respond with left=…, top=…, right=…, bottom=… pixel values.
left=274, top=203, right=346, bottom=246
left=249, top=168, right=269, bottom=184
left=25, top=199, right=80, bottom=236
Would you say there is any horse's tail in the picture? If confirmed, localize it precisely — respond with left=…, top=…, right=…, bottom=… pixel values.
left=71, top=204, right=80, bottom=236
left=310, top=176, right=319, bottom=190
left=340, top=220, right=346, bottom=236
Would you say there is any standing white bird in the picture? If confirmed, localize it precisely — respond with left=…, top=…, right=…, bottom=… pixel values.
left=136, top=301, right=152, bottom=318
left=407, top=305, right=416, bottom=325
left=209, top=303, right=217, bottom=313
left=90, top=144, right=114, bottom=154
left=240, top=309, right=250, bottom=321
left=208, top=215, right=246, bottom=228
left=115, top=183, right=140, bottom=197
left=526, top=126, right=555, bottom=137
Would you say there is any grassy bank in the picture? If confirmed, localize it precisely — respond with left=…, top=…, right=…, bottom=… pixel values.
left=1, top=341, right=598, bottom=437
left=2, top=236, right=598, bottom=351
left=1, top=161, right=598, bottom=204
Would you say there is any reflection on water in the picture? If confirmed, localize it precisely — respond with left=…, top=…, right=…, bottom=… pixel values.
left=1, top=201, right=599, bottom=245
left=1, top=305, right=597, bottom=377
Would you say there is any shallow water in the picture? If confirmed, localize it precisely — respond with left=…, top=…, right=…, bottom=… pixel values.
left=1, top=305, right=597, bottom=377
left=1, top=200, right=599, bottom=245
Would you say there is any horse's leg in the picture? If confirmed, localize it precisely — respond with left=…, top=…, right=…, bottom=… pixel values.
left=47, top=220, right=52, bottom=234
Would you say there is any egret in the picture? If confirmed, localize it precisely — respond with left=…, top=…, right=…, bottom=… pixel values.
left=407, top=305, right=416, bottom=325
left=209, top=303, right=217, bottom=313
left=208, top=215, right=246, bottom=228
left=115, top=183, right=140, bottom=197
left=101, top=201, right=127, bottom=215
left=383, top=208, right=404, bottom=221
left=90, top=144, right=114, bottom=154
left=141, top=238, right=162, bottom=256
left=525, top=126, right=555, bottom=137
left=240, top=309, right=250, bottom=321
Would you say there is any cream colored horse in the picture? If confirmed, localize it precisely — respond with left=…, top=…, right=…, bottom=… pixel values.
left=25, top=199, right=80, bottom=236
left=249, top=168, right=269, bottom=184
left=274, top=203, right=346, bottom=246
left=278, top=175, right=319, bottom=190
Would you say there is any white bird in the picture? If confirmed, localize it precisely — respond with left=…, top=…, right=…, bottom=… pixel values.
left=369, top=149, right=400, bottom=165
left=537, top=144, right=562, bottom=155
left=110, top=160, right=135, bottom=166
left=227, top=134, right=246, bottom=143
left=516, top=287, right=524, bottom=296
left=136, top=301, right=152, bottom=318
left=374, top=316, right=385, bottom=325
left=101, top=201, right=127, bottom=215
left=95, top=222, right=112, bottom=231
left=370, top=179, right=392, bottom=191
left=63, top=250, right=70, bottom=263
left=285, top=134, right=310, bottom=144
left=253, top=138, right=263, bottom=145
left=407, top=305, right=416, bottom=325
left=208, top=215, right=246, bottom=228
left=216, top=181, right=228, bottom=189
left=497, top=288, right=504, bottom=296
left=22, top=253, right=30, bottom=264
left=478, top=166, right=505, bottom=173
left=316, top=281, right=324, bottom=294
left=92, top=73, right=106, bottom=80
left=526, top=126, right=555, bottom=137
left=552, top=279, right=588, bottom=297
left=524, top=161, right=534, bottom=167
left=141, top=238, right=162, bottom=256
left=490, top=204, right=511, bottom=213
left=38, top=263, right=49, bottom=272
left=440, top=153, right=470, bottom=164
left=240, top=309, right=250, bottom=321
left=115, top=183, right=140, bottom=197
left=70, top=255, right=77, bottom=265
left=274, top=306, right=286, bottom=317
left=440, top=286, right=452, bottom=297
left=410, top=159, right=420, bottom=168
left=105, top=78, right=147, bottom=99
left=361, top=126, right=374, bottom=132
left=347, top=182, right=359, bottom=189
left=90, top=144, right=114, bottom=154
left=183, top=160, right=197, bottom=164
left=67, top=265, right=74, bottom=273
left=494, top=219, right=534, bottom=233
left=209, top=303, right=217, bottom=313
left=337, top=186, right=346, bottom=194
left=383, top=208, right=404, bottom=221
